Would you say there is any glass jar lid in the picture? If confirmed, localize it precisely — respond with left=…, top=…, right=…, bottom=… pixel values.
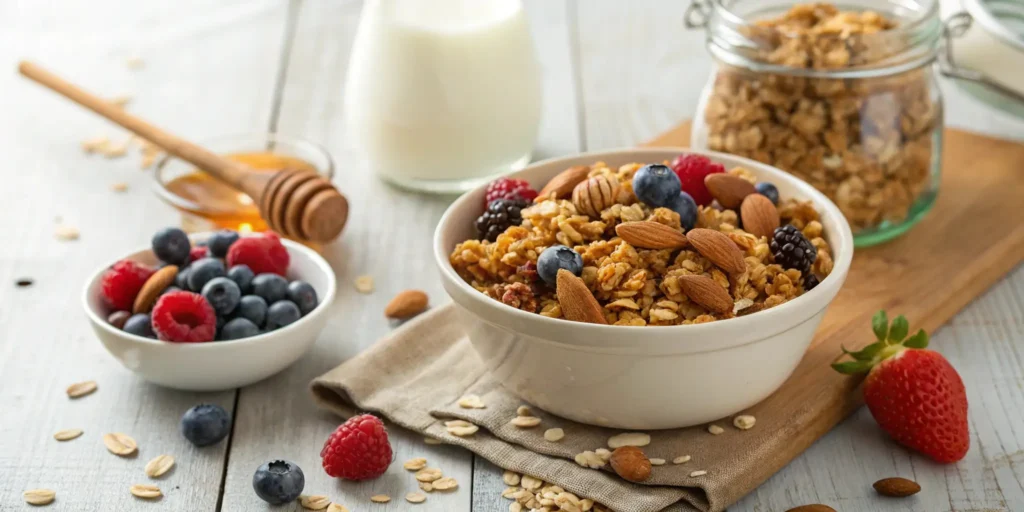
left=940, top=0, right=1024, bottom=106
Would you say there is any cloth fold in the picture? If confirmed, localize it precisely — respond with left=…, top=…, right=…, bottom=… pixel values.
left=311, top=305, right=777, bottom=512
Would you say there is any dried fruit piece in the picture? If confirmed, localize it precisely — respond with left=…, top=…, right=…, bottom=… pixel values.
left=403, top=458, right=428, bottom=471
left=740, top=193, right=780, bottom=240
left=66, top=380, right=97, bottom=399
left=873, top=477, right=921, bottom=497
left=384, top=290, right=429, bottom=319
left=300, top=495, right=331, bottom=510
left=677, top=275, right=732, bottom=314
left=614, top=221, right=688, bottom=250
left=103, top=433, right=138, bottom=456
left=53, top=429, right=83, bottom=441
left=607, top=432, right=651, bottom=449
left=23, top=489, right=55, bottom=506
left=144, top=455, right=175, bottom=478
left=704, top=173, right=756, bottom=209
left=555, top=269, right=607, bottom=324
left=129, top=484, right=162, bottom=499
left=539, top=165, right=590, bottom=199
left=609, top=446, right=652, bottom=483
left=686, top=228, right=746, bottom=275
left=572, top=175, right=618, bottom=217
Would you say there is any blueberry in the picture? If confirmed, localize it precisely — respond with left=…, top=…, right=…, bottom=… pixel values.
left=152, top=227, right=191, bottom=266
left=180, top=404, right=231, bottom=447
left=202, top=277, right=241, bottom=315
left=175, top=266, right=192, bottom=291
left=632, top=164, right=682, bottom=208
left=187, top=258, right=226, bottom=292
left=667, top=191, right=698, bottom=231
left=536, top=245, right=584, bottom=286
left=286, top=281, right=318, bottom=316
left=207, top=230, right=240, bottom=258
left=216, top=315, right=227, bottom=337
left=266, top=300, right=301, bottom=330
left=253, top=460, right=305, bottom=505
left=123, top=313, right=155, bottom=338
left=756, top=182, right=780, bottom=205
left=236, top=295, right=268, bottom=326
left=227, top=265, right=255, bottom=294
left=252, top=273, right=288, bottom=303
left=221, top=318, right=260, bottom=340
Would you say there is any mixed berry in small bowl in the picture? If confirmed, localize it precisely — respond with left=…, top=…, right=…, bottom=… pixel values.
left=99, top=228, right=320, bottom=343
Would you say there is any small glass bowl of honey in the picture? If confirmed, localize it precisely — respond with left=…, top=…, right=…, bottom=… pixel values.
left=154, top=133, right=335, bottom=234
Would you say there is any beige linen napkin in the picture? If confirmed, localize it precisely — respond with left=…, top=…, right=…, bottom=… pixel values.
left=311, top=305, right=790, bottom=512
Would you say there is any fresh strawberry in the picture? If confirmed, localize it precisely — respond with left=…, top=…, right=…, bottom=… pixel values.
left=670, top=154, right=725, bottom=207
left=320, top=414, right=392, bottom=480
left=833, top=311, right=969, bottom=463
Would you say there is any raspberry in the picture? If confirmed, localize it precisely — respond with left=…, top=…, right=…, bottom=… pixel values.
left=226, top=233, right=290, bottom=276
left=151, top=291, right=217, bottom=343
left=671, top=154, right=725, bottom=207
left=320, top=414, right=393, bottom=480
left=189, top=246, right=209, bottom=263
left=100, top=260, right=156, bottom=311
left=484, top=178, right=538, bottom=208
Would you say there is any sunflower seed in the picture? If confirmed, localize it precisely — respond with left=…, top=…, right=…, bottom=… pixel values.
left=672, top=455, right=692, bottom=464
left=689, top=470, right=707, bottom=477
left=370, top=494, right=390, bottom=503
left=403, top=457, right=428, bottom=471
left=405, top=492, right=427, bottom=503
left=415, top=468, right=443, bottom=482
left=457, top=394, right=486, bottom=409
left=144, top=455, right=174, bottom=478
left=509, top=416, right=541, bottom=428
left=650, top=458, right=666, bottom=466
left=23, top=489, right=55, bottom=505
left=66, top=380, right=97, bottom=398
left=544, top=428, right=565, bottom=442
left=432, top=477, right=458, bottom=491
left=129, top=484, right=161, bottom=499
left=607, top=432, right=650, bottom=448
left=53, top=429, right=83, bottom=441
left=103, top=433, right=138, bottom=456
left=300, top=495, right=331, bottom=510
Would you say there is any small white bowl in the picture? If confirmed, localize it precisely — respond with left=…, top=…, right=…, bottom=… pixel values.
left=84, top=234, right=336, bottom=391
left=434, top=148, right=854, bottom=429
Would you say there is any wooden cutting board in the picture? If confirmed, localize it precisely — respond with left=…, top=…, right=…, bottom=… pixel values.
left=644, top=122, right=1024, bottom=499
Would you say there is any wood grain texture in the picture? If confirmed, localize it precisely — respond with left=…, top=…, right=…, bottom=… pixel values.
left=0, top=1, right=287, bottom=511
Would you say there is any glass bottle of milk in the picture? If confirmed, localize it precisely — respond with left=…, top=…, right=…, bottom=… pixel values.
left=345, top=0, right=542, bottom=193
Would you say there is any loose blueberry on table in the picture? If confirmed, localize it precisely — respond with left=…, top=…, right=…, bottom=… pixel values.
left=99, top=228, right=319, bottom=342
left=253, top=460, right=305, bottom=505
left=180, top=403, right=232, bottom=447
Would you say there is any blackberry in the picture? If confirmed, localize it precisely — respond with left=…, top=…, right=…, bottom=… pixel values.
left=804, top=274, right=820, bottom=291
left=475, top=198, right=528, bottom=242
left=770, top=225, right=816, bottom=273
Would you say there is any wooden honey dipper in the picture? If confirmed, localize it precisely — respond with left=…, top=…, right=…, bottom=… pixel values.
left=18, top=61, right=348, bottom=243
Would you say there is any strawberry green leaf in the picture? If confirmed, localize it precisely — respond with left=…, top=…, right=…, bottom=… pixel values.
left=831, top=360, right=874, bottom=375
left=888, top=315, right=909, bottom=342
left=871, top=310, right=889, bottom=342
left=846, top=341, right=885, bottom=362
left=904, top=329, right=929, bottom=349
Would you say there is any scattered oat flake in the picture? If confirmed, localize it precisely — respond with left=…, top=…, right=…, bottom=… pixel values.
left=424, top=436, right=442, bottom=445
left=53, top=429, right=83, bottom=441
left=457, top=394, right=486, bottom=409
left=103, top=432, right=138, bottom=456
left=81, top=136, right=110, bottom=153
left=370, top=494, right=391, bottom=503
left=66, top=380, right=97, bottom=398
left=125, top=56, right=145, bottom=69
left=650, top=458, right=666, bottom=466
left=129, top=484, right=161, bottom=499
left=447, top=423, right=479, bottom=437
left=510, top=503, right=523, bottom=512
left=672, top=455, right=692, bottom=465
left=432, top=477, right=458, bottom=491
left=327, top=504, right=349, bottom=512
left=707, top=424, right=725, bottom=435
left=405, top=492, right=427, bottom=503
left=300, top=495, right=331, bottom=510
left=358, top=276, right=378, bottom=292
left=733, top=414, right=756, bottom=430
left=607, top=432, right=650, bottom=449
left=145, top=455, right=175, bottom=478
left=516, top=405, right=532, bottom=417
left=23, top=489, right=55, bottom=505
left=111, top=182, right=129, bottom=192
left=544, top=428, right=565, bottom=442
left=510, top=416, right=541, bottom=428
left=415, top=468, right=443, bottom=482
left=102, top=141, right=129, bottom=158
left=503, top=470, right=521, bottom=486
left=54, top=224, right=80, bottom=242
left=419, top=481, right=434, bottom=492
left=689, top=470, right=707, bottom=478
left=403, top=457, right=428, bottom=471
left=520, top=475, right=543, bottom=491
left=501, top=486, right=518, bottom=498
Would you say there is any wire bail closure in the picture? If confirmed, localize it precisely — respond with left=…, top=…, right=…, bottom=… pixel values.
left=939, top=11, right=1024, bottom=105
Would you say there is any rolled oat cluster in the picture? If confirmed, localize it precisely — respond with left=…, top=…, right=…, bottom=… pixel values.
left=451, top=160, right=834, bottom=326
left=700, top=3, right=939, bottom=232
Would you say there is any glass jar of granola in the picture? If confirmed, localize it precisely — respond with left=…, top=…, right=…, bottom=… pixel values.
left=687, top=1, right=943, bottom=246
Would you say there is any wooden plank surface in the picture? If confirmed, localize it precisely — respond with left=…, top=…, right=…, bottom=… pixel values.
left=0, top=1, right=287, bottom=511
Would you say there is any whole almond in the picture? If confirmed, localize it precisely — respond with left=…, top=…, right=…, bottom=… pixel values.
left=677, top=275, right=732, bottom=313
left=615, top=221, right=687, bottom=250
left=785, top=506, right=836, bottom=512
left=384, top=290, right=429, bottom=319
left=556, top=269, right=607, bottom=324
left=705, top=173, right=756, bottom=209
left=572, top=175, right=618, bottom=218
left=609, top=446, right=652, bottom=483
left=873, top=477, right=921, bottom=497
left=686, top=229, right=746, bottom=275
left=539, top=165, right=590, bottom=200
left=740, top=194, right=780, bottom=240
left=133, top=265, right=179, bottom=314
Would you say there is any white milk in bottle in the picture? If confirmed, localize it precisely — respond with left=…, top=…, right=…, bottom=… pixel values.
left=345, top=0, right=542, bottom=192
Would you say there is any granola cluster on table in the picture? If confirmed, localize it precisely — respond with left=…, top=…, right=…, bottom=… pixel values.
left=450, top=157, right=835, bottom=326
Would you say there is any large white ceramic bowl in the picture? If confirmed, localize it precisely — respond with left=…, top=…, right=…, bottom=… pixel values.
left=84, top=234, right=336, bottom=391
left=435, top=148, right=853, bottom=429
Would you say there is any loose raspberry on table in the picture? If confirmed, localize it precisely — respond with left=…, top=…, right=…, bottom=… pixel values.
left=100, top=260, right=156, bottom=311
left=484, top=178, right=538, bottom=208
left=320, top=414, right=393, bottom=480
left=671, top=154, right=725, bottom=207
left=226, top=233, right=290, bottom=276
left=151, top=291, right=217, bottom=343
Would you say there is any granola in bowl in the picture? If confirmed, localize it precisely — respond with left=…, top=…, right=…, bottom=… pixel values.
left=449, top=157, right=834, bottom=326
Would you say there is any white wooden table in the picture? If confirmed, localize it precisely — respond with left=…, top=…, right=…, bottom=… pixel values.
left=2, top=1, right=1022, bottom=511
